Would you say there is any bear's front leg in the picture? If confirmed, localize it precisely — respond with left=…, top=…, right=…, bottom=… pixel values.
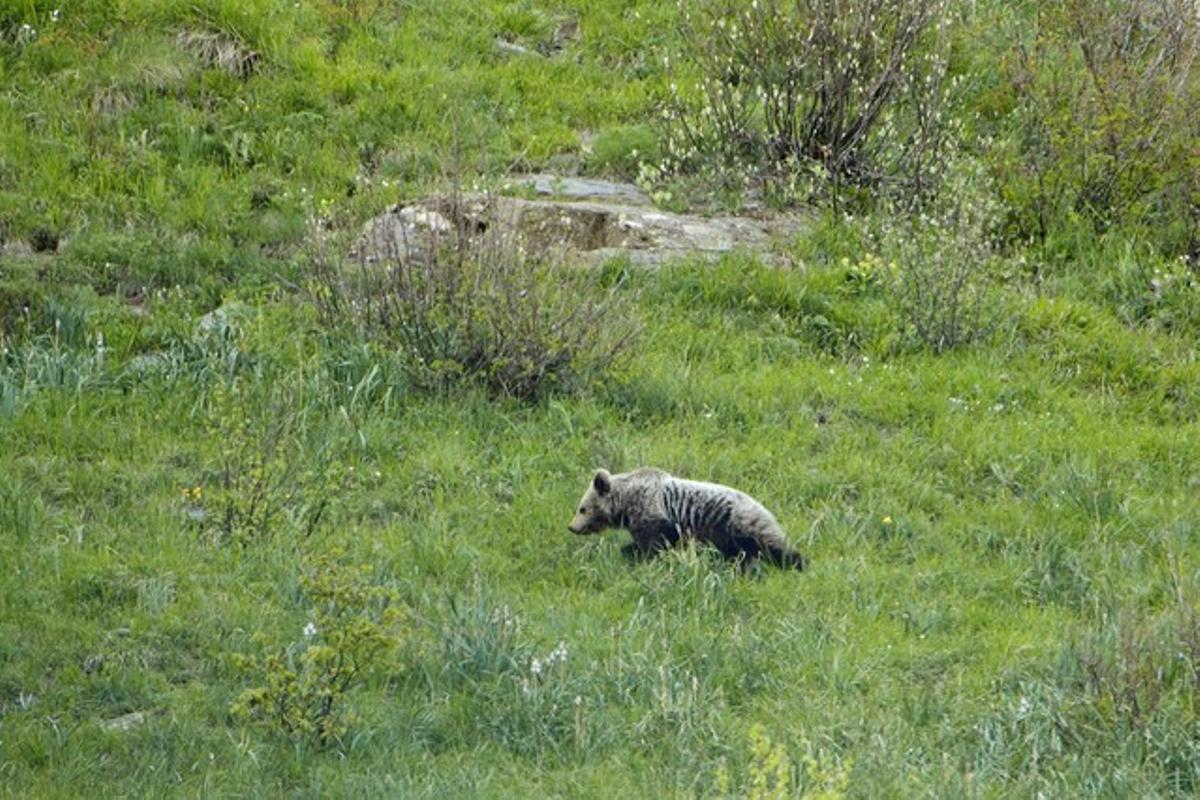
left=623, top=519, right=680, bottom=560
left=620, top=541, right=655, bottom=561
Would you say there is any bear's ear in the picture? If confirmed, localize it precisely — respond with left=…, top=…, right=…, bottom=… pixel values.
left=593, top=468, right=612, bottom=495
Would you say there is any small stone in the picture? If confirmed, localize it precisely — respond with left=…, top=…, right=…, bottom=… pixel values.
left=99, top=711, right=145, bottom=732
left=494, top=38, right=534, bottom=57
left=554, top=20, right=580, bottom=46
left=195, top=302, right=252, bottom=336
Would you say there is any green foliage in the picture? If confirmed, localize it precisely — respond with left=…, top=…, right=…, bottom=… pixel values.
left=436, top=585, right=532, bottom=686
left=312, top=218, right=640, bottom=401
left=1098, top=243, right=1200, bottom=339
left=993, top=0, right=1200, bottom=251
left=878, top=157, right=1008, bottom=352
left=1070, top=603, right=1200, bottom=735
left=586, top=124, right=661, bottom=179
left=0, top=0, right=662, bottom=280
left=3, top=262, right=1200, bottom=794
left=197, top=378, right=346, bottom=545
left=714, top=725, right=853, bottom=800
left=0, top=258, right=44, bottom=334
left=648, top=253, right=893, bottom=358
left=231, top=550, right=404, bottom=748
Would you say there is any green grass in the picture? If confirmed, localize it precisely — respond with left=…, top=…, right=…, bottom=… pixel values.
left=3, top=1, right=1200, bottom=797
left=2, top=254, right=1198, bottom=796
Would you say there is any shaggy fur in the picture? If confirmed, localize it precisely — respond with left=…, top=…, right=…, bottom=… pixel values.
left=569, top=467, right=804, bottom=570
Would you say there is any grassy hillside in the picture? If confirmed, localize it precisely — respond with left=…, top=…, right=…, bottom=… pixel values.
left=3, top=1, right=1200, bottom=797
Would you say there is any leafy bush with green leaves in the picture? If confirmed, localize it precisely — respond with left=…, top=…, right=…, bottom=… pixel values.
left=714, top=724, right=853, bottom=799
left=996, top=0, right=1200, bottom=251
left=231, top=551, right=404, bottom=748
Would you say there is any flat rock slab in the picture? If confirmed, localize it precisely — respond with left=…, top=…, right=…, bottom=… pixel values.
left=506, top=174, right=651, bottom=205
left=352, top=186, right=804, bottom=267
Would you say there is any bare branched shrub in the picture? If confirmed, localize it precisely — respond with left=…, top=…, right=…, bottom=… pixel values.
left=177, top=29, right=261, bottom=78
left=311, top=199, right=640, bottom=401
left=1000, top=0, right=1200, bottom=247
left=1072, top=602, right=1200, bottom=733
left=882, top=158, right=1004, bottom=352
left=656, top=0, right=954, bottom=208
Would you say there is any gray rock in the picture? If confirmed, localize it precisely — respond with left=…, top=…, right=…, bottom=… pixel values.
left=127, top=352, right=169, bottom=374
left=1, top=240, right=35, bottom=258
left=352, top=185, right=807, bottom=268
left=195, top=302, right=253, bottom=336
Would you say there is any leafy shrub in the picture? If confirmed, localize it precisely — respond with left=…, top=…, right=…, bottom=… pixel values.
left=997, top=0, right=1200, bottom=251
left=195, top=379, right=346, bottom=546
left=656, top=0, right=953, bottom=208
left=311, top=200, right=639, bottom=401
left=714, top=724, right=852, bottom=799
left=879, top=158, right=1006, bottom=352
left=231, top=551, right=404, bottom=748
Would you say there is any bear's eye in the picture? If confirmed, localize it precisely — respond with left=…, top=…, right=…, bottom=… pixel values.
left=579, top=506, right=586, bottom=514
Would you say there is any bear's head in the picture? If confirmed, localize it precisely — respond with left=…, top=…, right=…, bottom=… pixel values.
left=569, top=468, right=615, bottom=534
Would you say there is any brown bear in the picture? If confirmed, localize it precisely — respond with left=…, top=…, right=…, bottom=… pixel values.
left=568, top=467, right=804, bottom=570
